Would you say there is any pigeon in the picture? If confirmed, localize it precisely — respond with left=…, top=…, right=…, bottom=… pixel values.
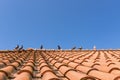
left=57, top=45, right=61, bottom=50
left=78, top=46, right=82, bottom=50
left=19, top=45, right=23, bottom=51
left=15, top=45, right=19, bottom=49
left=72, top=46, right=76, bottom=50
left=40, top=45, right=43, bottom=49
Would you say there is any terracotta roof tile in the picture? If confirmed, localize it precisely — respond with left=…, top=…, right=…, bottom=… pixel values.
left=14, top=72, right=32, bottom=80
left=1, top=50, right=120, bottom=80
left=0, top=72, right=7, bottom=80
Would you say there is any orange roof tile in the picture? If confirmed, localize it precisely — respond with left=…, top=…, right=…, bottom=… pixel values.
left=0, top=50, right=120, bottom=80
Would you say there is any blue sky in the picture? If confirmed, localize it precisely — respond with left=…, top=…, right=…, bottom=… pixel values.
left=0, top=0, right=120, bottom=50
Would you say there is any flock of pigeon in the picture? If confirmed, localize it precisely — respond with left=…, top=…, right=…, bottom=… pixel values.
left=14, top=45, right=24, bottom=51
left=14, top=45, right=83, bottom=50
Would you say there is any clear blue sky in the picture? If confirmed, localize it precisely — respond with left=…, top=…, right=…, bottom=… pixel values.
left=0, top=0, right=120, bottom=50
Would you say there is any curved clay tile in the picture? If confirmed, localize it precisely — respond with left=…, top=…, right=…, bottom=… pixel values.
left=0, top=66, right=15, bottom=75
left=93, top=65, right=110, bottom=72
left=67, top=62, right=79, bottom=68
left=49, top=58, right=54, bottom=63
left=2, top=60, right=10, bottom=65
left=0, top=72, right=7, bottom=80
left=87, top=68, right=120, bottom=80
left=51, top=60, right=57, bottom=66
left=82, top=61, right=95, bottom=67
left=25, top=62, right=35, bottom=68
left=15, top=60, right=22, bottom=65
left=80, top=76, right=96, bottom=80
left=54, top=63, right=64, bottom=69
left=108, top=67, right=120, bottom=75
left=10, top=62, right=20, bottom=68
left=42, top=71, right=60, bottom=80
left=62, top=66, right=95, bottom=80
left=14, top=72, right=32, bottom=80
left=58, top=58, right=64, bottom=62
left=107, top=62, right=116, bottom=67
left=40, top=66, right=52, bottom=76
left=0, top=62, right=6, bottom=68
left=91, top=63, right=100, bottom=68
left=18, top=66, right=34, bottom=77
left=74, top=59, right=83, bottom=63
left=39, top=63, right=48, bottom=70
left=38, top=59, right=45, bottom=64
left=62, top=59, right=70, bottom=64
left=74, top=64, right=97, bottom=74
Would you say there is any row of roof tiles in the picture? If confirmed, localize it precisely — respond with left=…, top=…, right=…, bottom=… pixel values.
left=0, top=50, right=120, bottom=80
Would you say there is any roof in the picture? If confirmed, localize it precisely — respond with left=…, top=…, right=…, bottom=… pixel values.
left=0, top=49, right=120, bottom=80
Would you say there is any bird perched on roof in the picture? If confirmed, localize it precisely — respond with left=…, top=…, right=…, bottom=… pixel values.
left=14, top=45, right=19, bottom=50
left=40, top=45, right=43, bottom=49
left=72, top=46, right=76, bottom=50
left=19, top=45, right=23, bottom=51
left=78, top=46, right=82, bottom=50
left=57, top=45, right=61, bottom=50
